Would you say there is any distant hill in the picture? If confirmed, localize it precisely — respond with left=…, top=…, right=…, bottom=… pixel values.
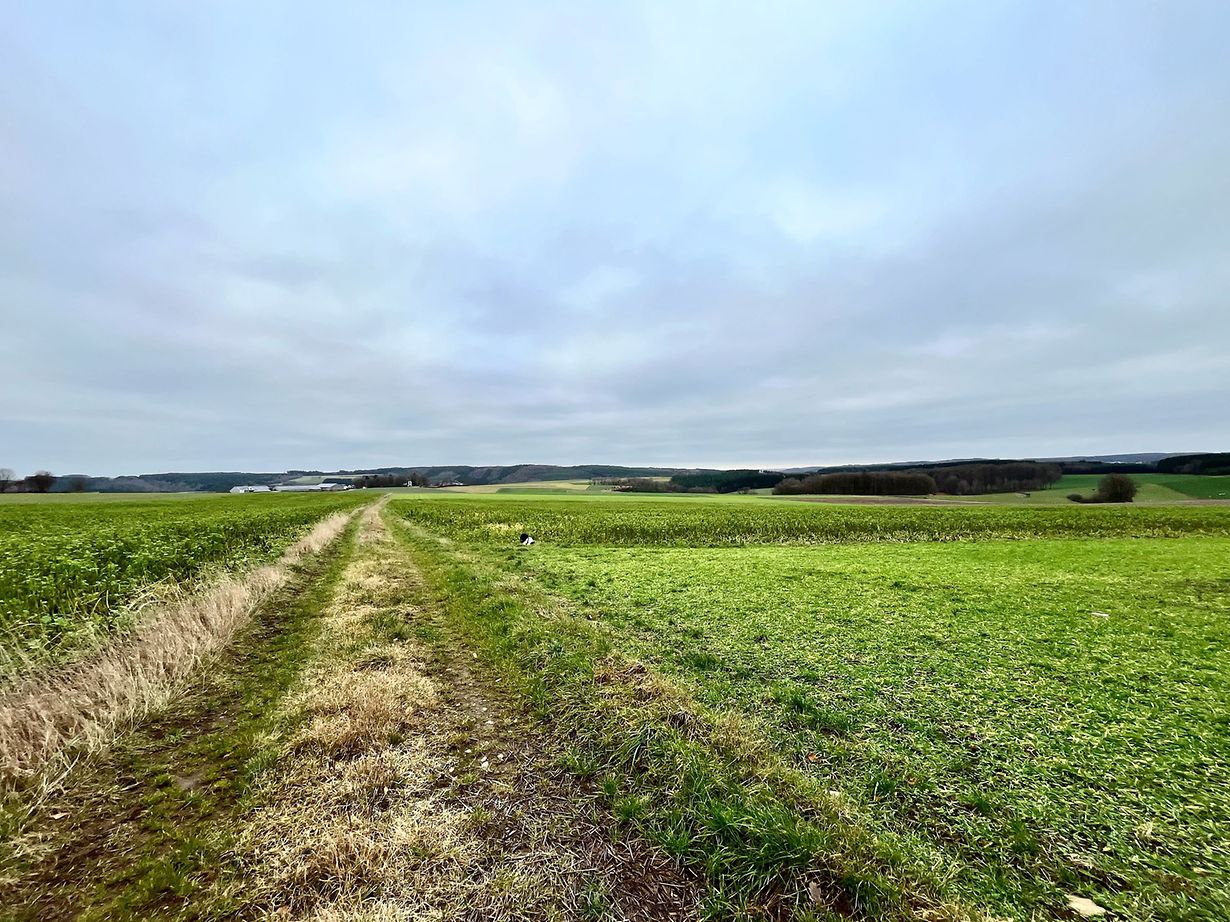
left=44, top=471, right=285, bottom=493
left=1037, top=452, right=1184, bottom=464
left=783, top=452, right=1197, bottom=475
left=36, top=453, right=1222, bottom=493
left=363, top=464, right=702, bottom=486
left=1156, top=453, right=1230, bottom=475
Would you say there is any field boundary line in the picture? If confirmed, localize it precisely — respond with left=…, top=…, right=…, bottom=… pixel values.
left=0, top=504, right=365, bottom=793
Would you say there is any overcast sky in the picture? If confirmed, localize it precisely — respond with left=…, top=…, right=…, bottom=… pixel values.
left=3, top=1, right=1228, bottom=476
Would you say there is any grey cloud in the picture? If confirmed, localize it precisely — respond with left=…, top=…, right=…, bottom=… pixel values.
left=2, top=2, right=1229, bottom=475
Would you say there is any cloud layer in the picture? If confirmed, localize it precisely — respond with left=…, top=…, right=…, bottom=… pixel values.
left=3, top=1, right=1228, bottom=475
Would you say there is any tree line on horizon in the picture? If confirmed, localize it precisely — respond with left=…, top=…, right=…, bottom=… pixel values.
left=607, top=462, right=1066, bottom=497
left=351, top=472, right=428, bottom=488
left=0, top=469, right=66, bottom=493
left=774, top=470, right=938, bottom=496
left=600, top=470, right=784, bottom=494
left=772, top=462, right=1063, bottom=497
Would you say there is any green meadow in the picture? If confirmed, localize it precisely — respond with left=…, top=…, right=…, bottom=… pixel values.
left=1140, top=473, right=1230, bottom=499
left=397, top=493, right=1230, bottom=920
left=973, top=473, right=1230, bottom=504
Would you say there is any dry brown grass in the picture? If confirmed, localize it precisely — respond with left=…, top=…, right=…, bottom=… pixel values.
left=0, top=509, right=356, bottom=789
left=230, top=506, right=697, bottom=922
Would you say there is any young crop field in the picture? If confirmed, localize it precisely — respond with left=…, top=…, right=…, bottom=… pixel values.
left=395, top=494, right=1230, bottom=920
left=399, top=493, right=1230, bottom=546
left=0, top=491, right=367, bottom=674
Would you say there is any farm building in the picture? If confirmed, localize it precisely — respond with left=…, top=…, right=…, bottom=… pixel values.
left=272, top=482, right=351, bottom=492
left=228, top=485, right=271, bottom=494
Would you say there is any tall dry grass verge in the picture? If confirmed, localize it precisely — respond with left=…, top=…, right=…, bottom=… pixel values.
left=0, top=508, right=357, bottom=791
left=230, top=504, right=695, bottom=921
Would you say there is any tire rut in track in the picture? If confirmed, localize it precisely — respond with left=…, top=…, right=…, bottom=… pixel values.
left=231, top=502, right=701, bottom=921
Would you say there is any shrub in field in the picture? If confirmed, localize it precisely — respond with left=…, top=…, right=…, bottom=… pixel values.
left=608, top=478, right=677, bottom=493
left=1069, top=473, right=1139, bottom=504
left=1098, top=473, right=1138, bottom=502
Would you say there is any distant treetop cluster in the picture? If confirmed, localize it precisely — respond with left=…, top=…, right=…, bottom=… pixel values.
left=0, top=469, right=59, bottom=493
left=1068, top=473, right=1139, bottom=504
left=773, top=462, right=1062, bottom=497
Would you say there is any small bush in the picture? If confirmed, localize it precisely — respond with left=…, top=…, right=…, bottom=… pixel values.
left=1069, top=474, right=1138, bottom=504
left=1098, top=473, right=1138, bottom=503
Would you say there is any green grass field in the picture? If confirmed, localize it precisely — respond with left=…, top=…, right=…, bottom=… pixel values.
left=396, top=494, right=1230, bottom=919
left=0, top=492, right=366, bottom=673
left=1140, top=473, right=1230, bottom=499
left=969, top=473, right=1230, bottom=504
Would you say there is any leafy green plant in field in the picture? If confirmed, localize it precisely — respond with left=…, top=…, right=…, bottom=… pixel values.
left=395, top=495, right=1230, bottom=547
left=0, top=493, right=366, bottom=671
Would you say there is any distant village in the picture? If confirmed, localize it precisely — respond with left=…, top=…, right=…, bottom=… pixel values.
left=228, top=478, right=464, bottom=494
left=228, top=483, right=351, bottom=493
